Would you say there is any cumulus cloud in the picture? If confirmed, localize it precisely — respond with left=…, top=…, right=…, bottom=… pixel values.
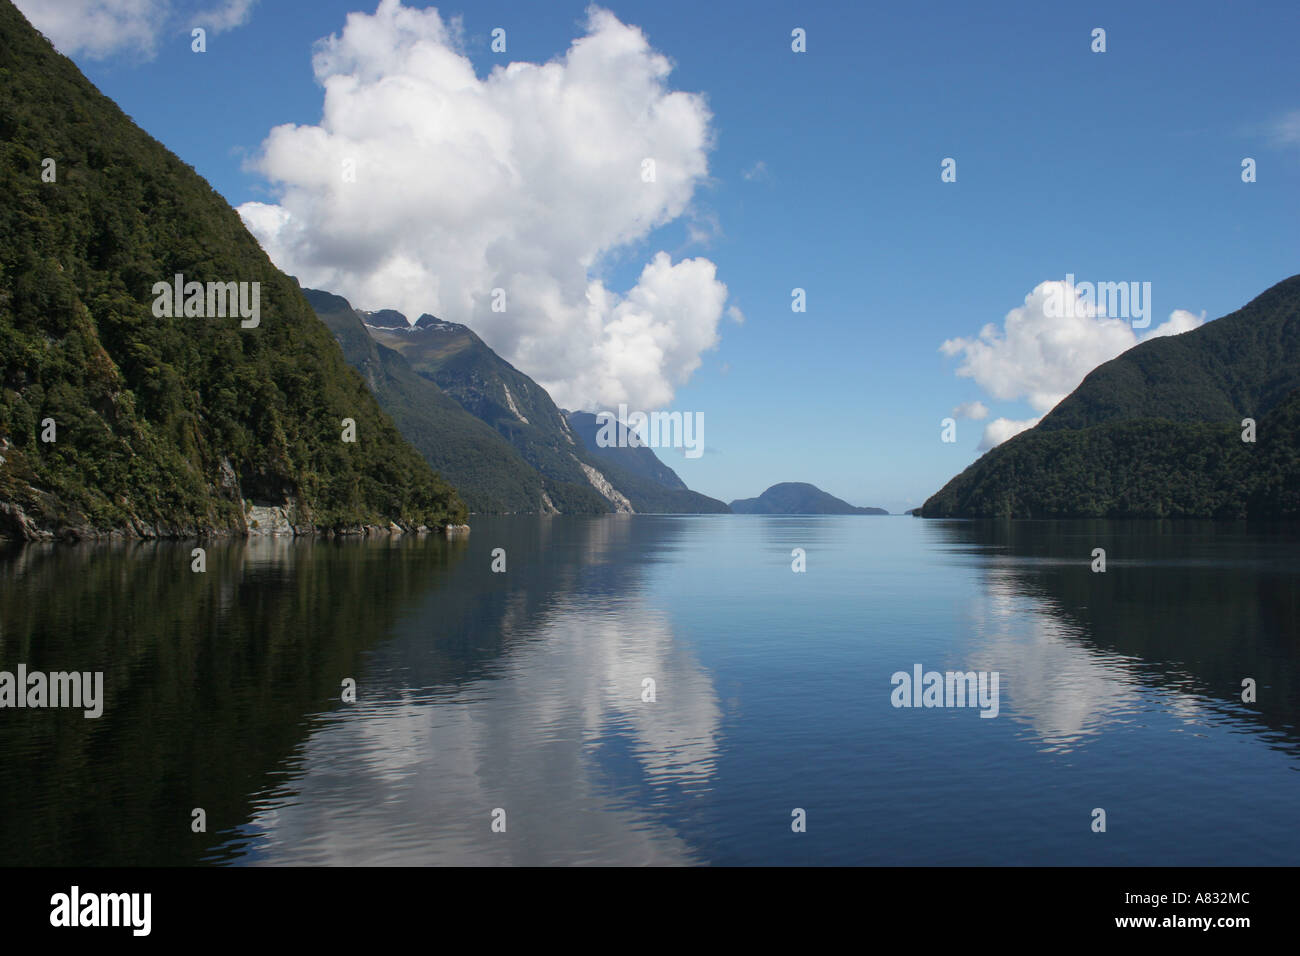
left=952, top=400, right=988, bottom=420
left=237, top=1, right=730, bottom=412
left=978, top=416, right=1039, bottom=450
left=941, top=279, right=1205, bottom=448
left=16, top=0, right=255, bottom=59
left=1146, top=308, right=1205, bottom=339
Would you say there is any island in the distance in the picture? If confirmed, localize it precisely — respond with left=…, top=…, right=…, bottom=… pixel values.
left=730, top=482, right=889, bottom=515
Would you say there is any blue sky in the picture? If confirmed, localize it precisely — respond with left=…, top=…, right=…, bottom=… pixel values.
left=25, top=0, right=1300, bottom=512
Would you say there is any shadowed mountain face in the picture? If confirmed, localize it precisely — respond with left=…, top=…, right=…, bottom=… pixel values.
left=306, top=291, right=607, bottom=513
left=307, top=292, right=729, bottom=514
left=365, top=309, right=597, bottom=485
left=304, top=289, right=597, bottom=515
left=565, top=411, right=687, bottom=491
left=730, top=482, right=888, bottom=514
left=923, top=275, right=1300, bottom=519
left=563, top=410, right=730, bottom=514
left=0, top=0, right=465, bottom=538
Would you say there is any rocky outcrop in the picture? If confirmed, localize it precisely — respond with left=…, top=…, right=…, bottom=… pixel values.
left=245, top=503, right=296, bottom=536
left=0, top=496, right=466, bottom=543
left=577, top=460, right=635, bottom=514
left=0, top=502, right=53, bottom=542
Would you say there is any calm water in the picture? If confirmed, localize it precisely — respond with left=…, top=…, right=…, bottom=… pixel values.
left=1, top=516, right=1296, bottom=865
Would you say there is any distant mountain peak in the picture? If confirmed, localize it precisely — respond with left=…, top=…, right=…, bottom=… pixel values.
left=358, top=309, right=462, bottom=333
left=414, top=313, right=466, bottom=332
left=359, top=308, right=411, bottom=330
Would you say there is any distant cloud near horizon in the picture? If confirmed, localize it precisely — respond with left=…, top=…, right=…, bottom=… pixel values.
left=942, top=280, right=1205, bottom=449
left=238, top=0, right=731, bottom=413
left=15, top=0, right=256, bottom=59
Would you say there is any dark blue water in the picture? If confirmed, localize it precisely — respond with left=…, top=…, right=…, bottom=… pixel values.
left=1, top=516, right=1296, bottom=865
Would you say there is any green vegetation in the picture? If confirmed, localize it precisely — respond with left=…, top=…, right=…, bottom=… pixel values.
left=922, top=275, right=1300, bottom=519
left=0, top=1, right=465, bottom=537
left=1038, top=275, right=1300, bottom=432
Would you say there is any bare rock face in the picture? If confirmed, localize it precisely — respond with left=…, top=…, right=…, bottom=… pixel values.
left=576, top=461, right=634, bottom=514
left=217, top=458, right=240, bottom=497
left=0, top=502, right=53, bottom=541
left=245, top=503, right=295, bottom=536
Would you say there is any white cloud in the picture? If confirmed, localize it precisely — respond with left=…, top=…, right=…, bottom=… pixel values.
left=237, top=1, right=729, bottom=412
left=741, top=160, right=768, bottom=181
left=17, top=0, right=166, bottom=58
left=941, top=280, right=1206, bottom=441
left=1271, top=109, right=1300, bottom=145
left=194, top=0, right=255, bottom=32
left=726, top=304, right=745, bottom=325
left=684, top=210, right=723, bottom=248
left=952, top=400, right=988, bottom=420
left=16, top=0, right=255, bottom=60
left=978, top=416, right=1039, bottom=450
left=1147, top=308, right=1206, bottom=339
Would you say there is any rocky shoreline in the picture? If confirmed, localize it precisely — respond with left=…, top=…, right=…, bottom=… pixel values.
left=0, top=501, right=469, bottom=544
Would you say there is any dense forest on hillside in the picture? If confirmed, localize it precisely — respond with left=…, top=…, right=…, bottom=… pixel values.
left=0, top=1, right=465, bottom=537
left=922, top=276, right=1300, bottom=519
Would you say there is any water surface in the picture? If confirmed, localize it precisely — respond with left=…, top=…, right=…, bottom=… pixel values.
left=1, top=516, right=1296, bottom=865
